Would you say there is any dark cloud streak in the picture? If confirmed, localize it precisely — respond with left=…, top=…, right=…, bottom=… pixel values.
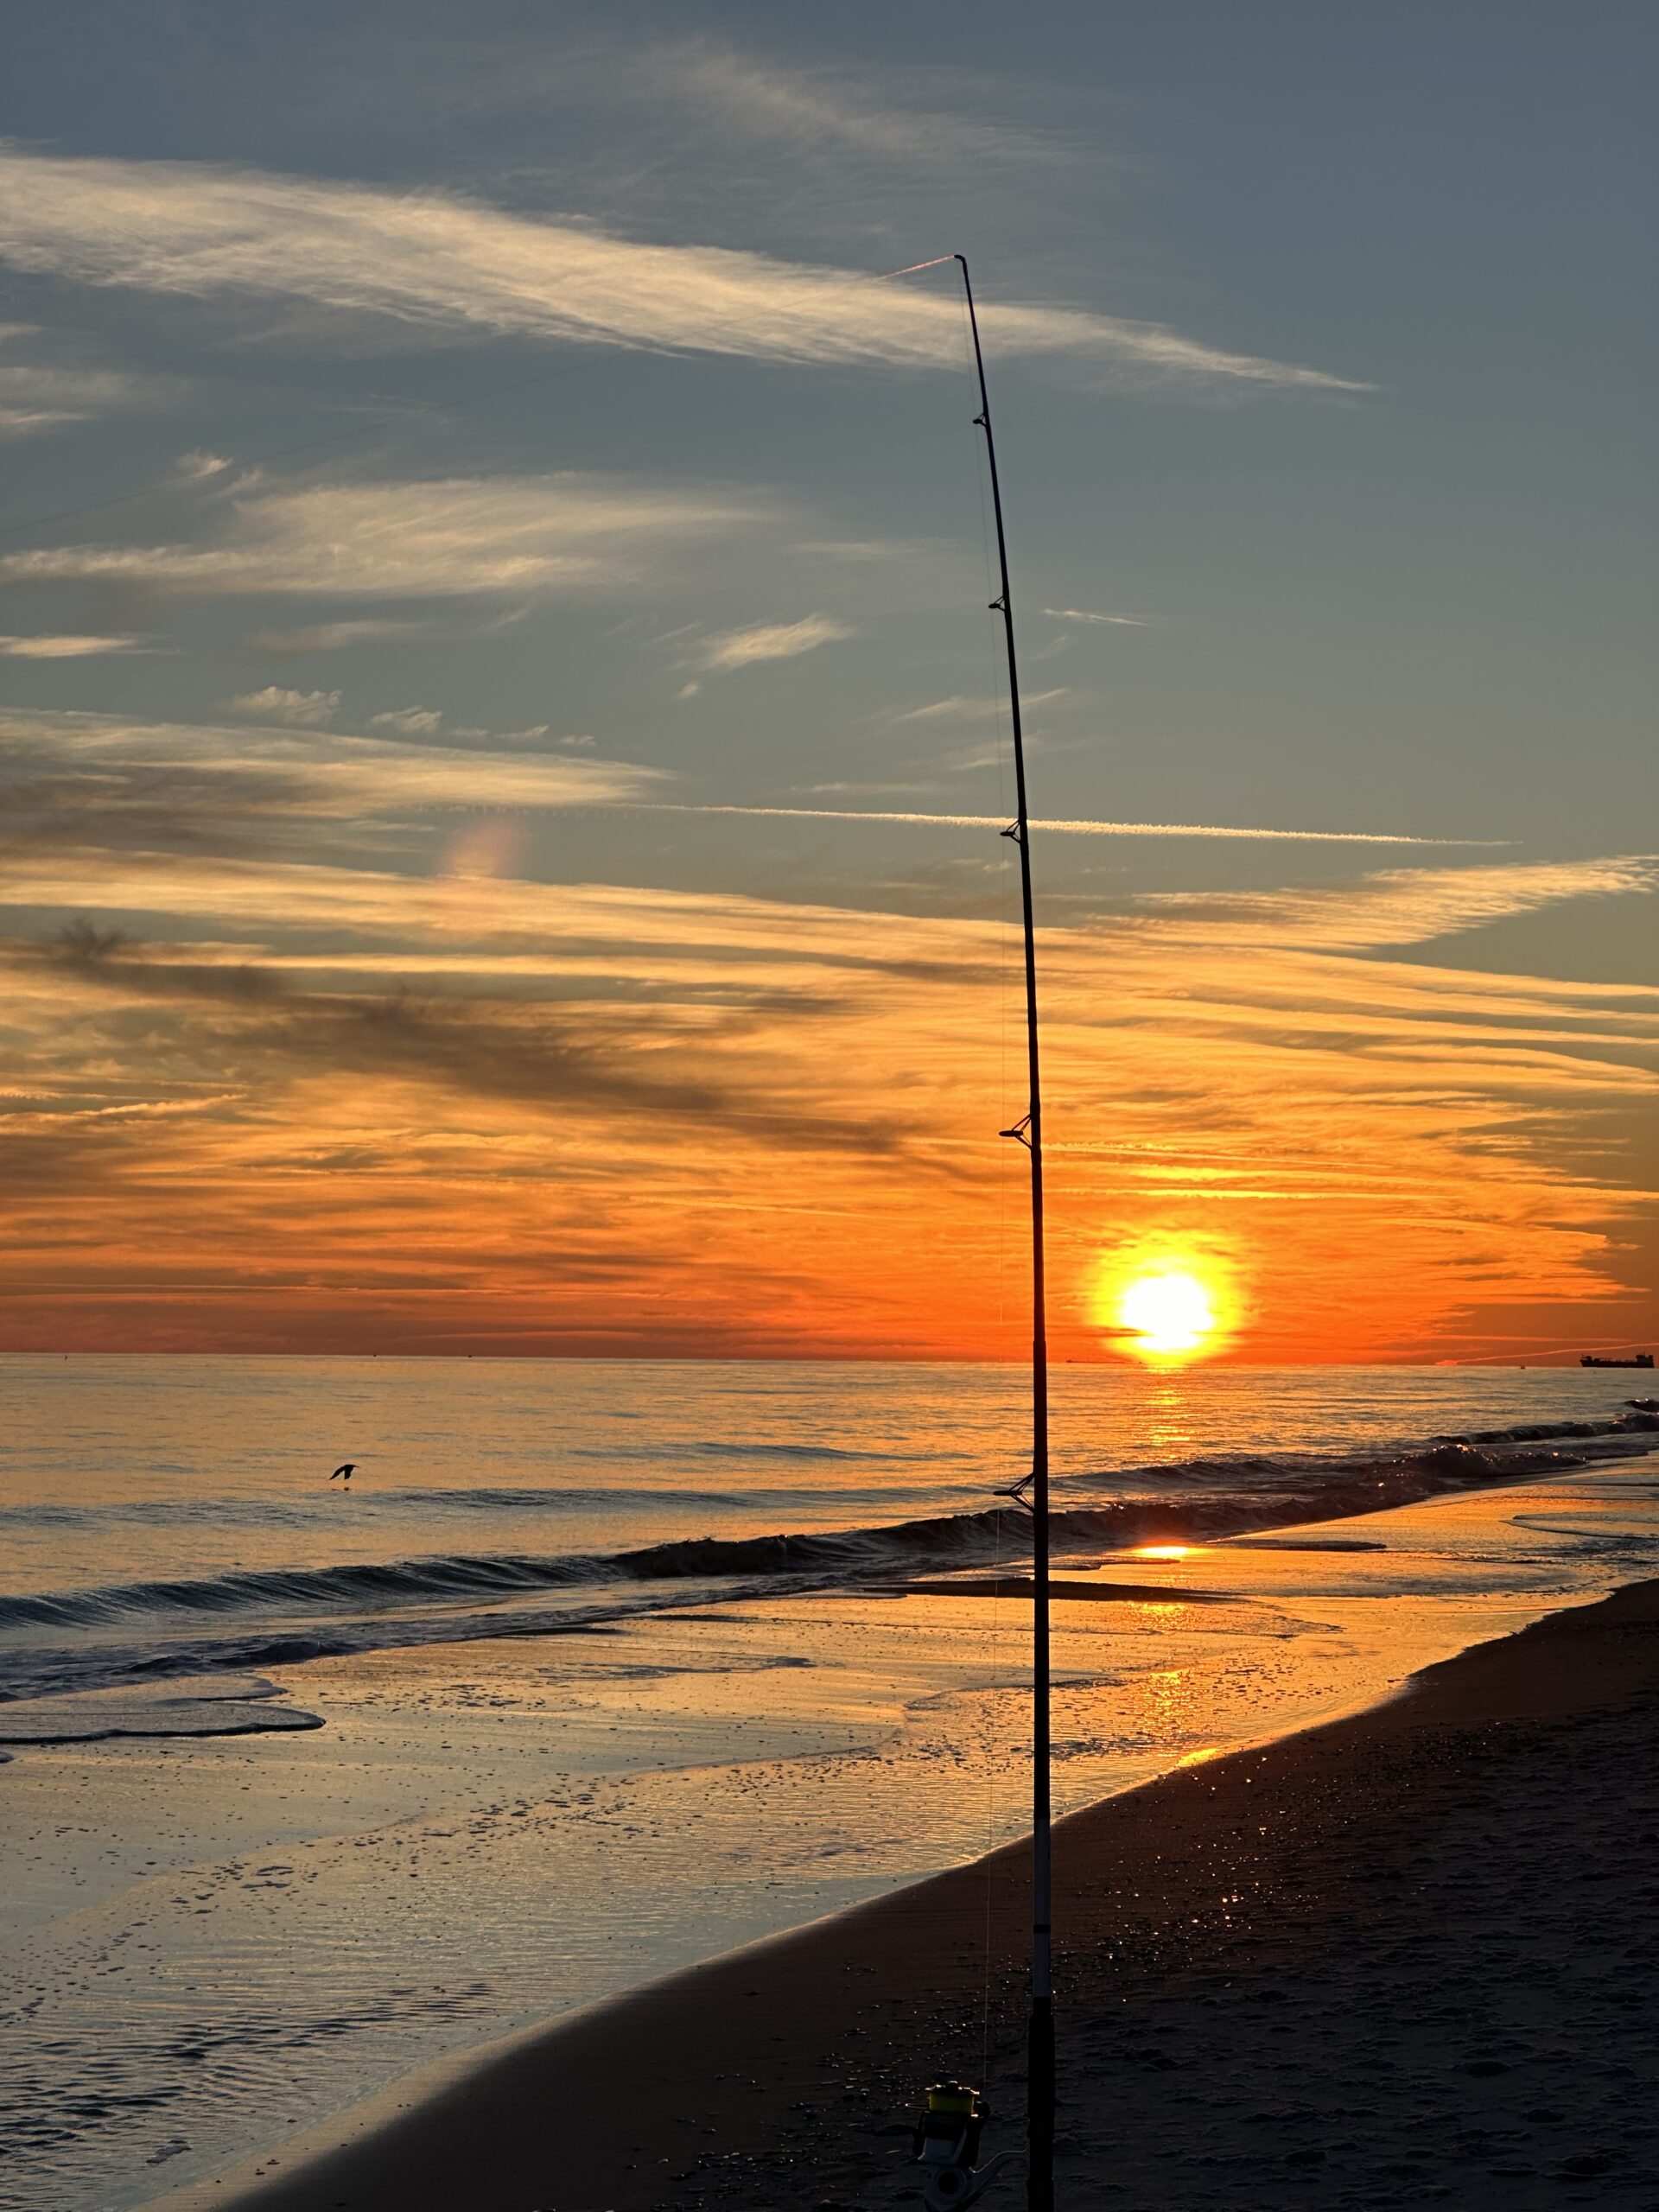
left=21, top=928, right=912, bottom=1158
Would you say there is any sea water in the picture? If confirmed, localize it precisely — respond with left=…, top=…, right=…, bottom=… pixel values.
left=1, top=1356, right=1656, bottom=2209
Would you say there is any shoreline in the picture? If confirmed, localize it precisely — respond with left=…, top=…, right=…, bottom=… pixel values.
left=154, top=1568, right=1659, bottom=2212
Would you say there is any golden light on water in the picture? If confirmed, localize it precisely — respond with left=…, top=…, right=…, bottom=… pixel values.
left=1135, top=1544, right=1192, bottom=1560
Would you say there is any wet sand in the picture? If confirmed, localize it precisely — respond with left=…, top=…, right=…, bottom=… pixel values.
left=159, top=1573, right=1659, bottom=2212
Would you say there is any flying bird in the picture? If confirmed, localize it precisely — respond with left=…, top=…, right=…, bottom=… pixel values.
left=329, top=1462, right=357, bottom=1483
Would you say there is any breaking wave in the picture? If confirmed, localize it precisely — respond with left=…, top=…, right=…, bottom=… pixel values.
left=3, top=1409, right=1653, bottom=1700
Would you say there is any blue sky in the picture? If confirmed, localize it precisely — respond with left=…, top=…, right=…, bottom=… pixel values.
left=0, top=3, right=1653, bottom=1359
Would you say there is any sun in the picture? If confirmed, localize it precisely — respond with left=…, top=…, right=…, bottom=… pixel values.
left=1090, top=1243, right=1236, bottom=1363
left=1119, top=1269, right=1217, bottom=1359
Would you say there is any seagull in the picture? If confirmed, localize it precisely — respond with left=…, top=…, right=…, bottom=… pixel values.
left=329, top=1462, right=357, bottom=1483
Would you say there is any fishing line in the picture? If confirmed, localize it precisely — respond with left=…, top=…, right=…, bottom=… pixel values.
left=876, top=257, right=962, bottom=280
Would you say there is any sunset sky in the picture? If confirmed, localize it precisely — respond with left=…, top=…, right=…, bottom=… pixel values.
left=2, top=3, right=1654, bottom=1363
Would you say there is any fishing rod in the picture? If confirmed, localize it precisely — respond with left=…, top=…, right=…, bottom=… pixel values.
left=966, top=252, right=1056, bottom=2212
left=898, top=254, right=1053, bottom=2212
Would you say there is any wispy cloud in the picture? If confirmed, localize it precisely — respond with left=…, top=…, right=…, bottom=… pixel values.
left=0, top=321, right=176, bottom=435
left=248, top=620, right=417, bottom=655
left=447, top=36, right=1107, bottom=292
left=0, top=362, right=133, bottom=435
left=369, top=705, right=444, bottom=737
left=357, top=706, right=555, bottom=748
left=26, top=928, right=882, bottom=1159
left=0, top=842, right=1650, bottom=1357
left=0, top=707, right=663, bottom=855
left=611, top=40, right=1071, bottom=181
left=0, top=144, right=1366, bottom=395
left=175, top=450, right=232, bottom=483
left=0, top=472, right=766, bottom=600
left=894, top=689, right=1068, bottom=724
left=229, top=686, right=340, bottom=728
left=0, top=633, right=152, bottom=658
left=1138, top=855, right=1659, bottom=948
left=692, top=614, right=854, bottom=674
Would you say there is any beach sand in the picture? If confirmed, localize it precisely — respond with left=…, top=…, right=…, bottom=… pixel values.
left=157, top=1575, right=1659, bottom=2212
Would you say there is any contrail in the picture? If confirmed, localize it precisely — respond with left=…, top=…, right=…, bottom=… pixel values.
left=622, top=804, right=1502, bottom=848
left=1042, top=607, right=1150, bottom=627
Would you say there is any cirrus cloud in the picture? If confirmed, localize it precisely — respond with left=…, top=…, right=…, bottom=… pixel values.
left=0, top=706, right=664, bottom=859
left=0, top=632, right=151, bottom=658
left=229, top=685, right=340, bottom=727
left=691, top=614, right=855, bottom=675
left=0, top=143, right=1367, bottom=396
left=0, top=471, right=768, bottom=601
left=0, top=841, right=1651, bottom=1361
left=0, top=319, right=179, bottom=435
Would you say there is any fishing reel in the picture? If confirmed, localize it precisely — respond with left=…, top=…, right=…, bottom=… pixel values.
left=912, top=2081, right=1025, bottom=2209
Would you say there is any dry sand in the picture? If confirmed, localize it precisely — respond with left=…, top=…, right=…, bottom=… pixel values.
left=161, top=1577, right=1659, bottom=2212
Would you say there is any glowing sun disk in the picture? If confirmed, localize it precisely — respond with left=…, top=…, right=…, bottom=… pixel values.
left=1121, top=1269, right=1217, bottom=1356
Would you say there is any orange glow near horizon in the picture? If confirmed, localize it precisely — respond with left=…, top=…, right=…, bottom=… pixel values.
left=0, top=850, right=1652, bottom=1360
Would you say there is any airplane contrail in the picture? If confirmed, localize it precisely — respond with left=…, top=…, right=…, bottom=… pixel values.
left=621, top=804, right=1502, bottom=848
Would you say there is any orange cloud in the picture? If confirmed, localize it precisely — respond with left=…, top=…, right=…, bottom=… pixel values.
left=0, top=848, right=1653, bottom=1361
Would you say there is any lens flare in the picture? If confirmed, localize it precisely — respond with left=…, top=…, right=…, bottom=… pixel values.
left=438, top=817, right=530, bottom=880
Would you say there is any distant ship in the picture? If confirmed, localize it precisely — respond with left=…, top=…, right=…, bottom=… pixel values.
left=1580, top=1351, right=1655, bottom=1368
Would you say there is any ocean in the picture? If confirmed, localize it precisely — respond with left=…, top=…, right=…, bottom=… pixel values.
left=3, top=1355, right=1656, bottom=2209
